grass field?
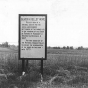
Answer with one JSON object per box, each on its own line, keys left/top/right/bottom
{"left": 0, "top": 47, "right": 88, "bottom": 88}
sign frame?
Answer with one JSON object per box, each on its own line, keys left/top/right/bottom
{"left": 19, "top": 14, "right": 47, "bottom": 60}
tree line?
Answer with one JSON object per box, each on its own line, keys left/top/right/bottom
{"left": 48, "top": 46, "right": 88, "bottom": 50}
{"left": 0, "top": 42, "right": 9, "bottom": 47}
{"left": 0, "top": 42, "right": 18, "bottom": 49}
{"left": 0, "top": 42, "right": 88, "bottom": 50}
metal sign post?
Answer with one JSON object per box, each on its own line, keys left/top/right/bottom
{"left": 22, "top": 59, "right": 25, "bottom": 72}
{"left": 41, "top": 60, "right": 43, "bottom": 76}
{"left": 26, "top": 60, "right": 28, "bottom": 72}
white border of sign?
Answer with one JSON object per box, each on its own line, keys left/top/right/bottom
{"left": 19, "top": 14, "right": 47, "bottom": 60}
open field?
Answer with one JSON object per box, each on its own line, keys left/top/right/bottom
{"left": 0, "top": 47, "right": 88, "bottom": 88}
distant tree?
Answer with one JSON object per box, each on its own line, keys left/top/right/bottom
{"left": 53, "top": 47, "right": 57, "bottom": 49}
{"left": 70, "top": 46, "right": 73, "bottom": 49}
{"left": 63, "top": 46, "right": 66, "bottom": 49}
{"left": 1, "top": 42, "right": 9, "bottom": 47}
{"left": 77, "top": 46, "right": 83, "bottom": 50}
{"left": 80, "top": 46, "right": 83, "bottom": 49}
{"left": 53, "top": 46, "right": 60, "bottom": 49}
{"left": 57, "top": 46, "right": 61, "bottom": 49}
{"left": 66, "top": 46, "right": 69, "bottom": 49}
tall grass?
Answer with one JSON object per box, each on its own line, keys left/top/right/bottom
{"left": 0, "top": 49, "right": 88, "bottom": 87}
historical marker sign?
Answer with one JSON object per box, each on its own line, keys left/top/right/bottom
{"left": 19, "top": 14, "right": 47, "bottom": 60}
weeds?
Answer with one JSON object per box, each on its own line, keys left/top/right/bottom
{"left": 0, "top": 49, "right": 88, "bottom": 88}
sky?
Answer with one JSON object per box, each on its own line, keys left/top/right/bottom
{"left": 0, "top": 0, "right": 88, "bottom": 47}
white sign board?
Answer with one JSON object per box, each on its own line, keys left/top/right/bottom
{"left": 19, "top": 14, "right": 47, "bottom": 59}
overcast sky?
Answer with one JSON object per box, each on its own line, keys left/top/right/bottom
{"left": 0, "top": 0, "right": 88, "bottom": 47}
